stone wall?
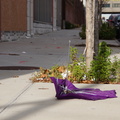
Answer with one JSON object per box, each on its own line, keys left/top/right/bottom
{"left": 33, "top": 23, "right": 53, "bottom": 35}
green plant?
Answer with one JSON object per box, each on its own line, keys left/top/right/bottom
{"left": 110, "top": 56, "right": 120, "bottom": 83}
{"left": 79, "top": 23, "right": 116, "bottom": 40}
{"left": 68, "top": 63, "right": 85, "bottom": 83}
{"left": 99, "top": 23, "right": 116, "bottom": 40}
{"left": 98, "top": 41, "right": 112, "bottom": 58}
{"left": 90, "top": 42, "right": 112, "bottom": 83}
{"left": 30, "top": 45, "right": 119, "bottom": 84}
{"left": 69, "top": 47, "right": 79, "bottom": 63}
{"left": 68, "top": 47, "right": 87, "bottom": 82}
{"left": 79, "top": 24, "right": 86, "bottom": 39}
{"left": 50, "top": 65, "right": 63, "bottom": 78}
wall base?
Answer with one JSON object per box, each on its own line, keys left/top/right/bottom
{"left": 33, "top": 23, "right": 53, "bottom": 35}
{"left": 0, "top": 31, "right": 27, "bottom": 42}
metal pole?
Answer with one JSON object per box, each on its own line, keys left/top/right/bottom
{"left": 66, "top": 40, "right": 71, "bottom": 79}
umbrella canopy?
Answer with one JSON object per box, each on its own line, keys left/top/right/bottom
{"left": 50, "top": 77, "right": 117, "bottom": 100}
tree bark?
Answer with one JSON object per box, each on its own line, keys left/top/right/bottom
{"left": 98, "top": 0, "right": 102, "bottom": 27}
{"left": 86, "top": 0, "right": 100, "bottom": 70}
{"left": 86, "top": 0, "right": 94, "bottom": 70}
{"left": 94, "top": 0, "right": 99, "bottom": 56}
{"left": 98, "top": 0, "right": 109, "bottom": 27}
{"left": 85, "top": 0, "right": 109, "bottom": 70}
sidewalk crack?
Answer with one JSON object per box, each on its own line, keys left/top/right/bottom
{"left": 0, "top": 83, "right": 33, "bottom": 114}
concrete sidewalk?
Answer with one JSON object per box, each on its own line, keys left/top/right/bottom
{"left": 0, "top": 29, "right": 120, "bottom": 120}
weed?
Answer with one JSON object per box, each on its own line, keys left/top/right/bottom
{"left": 30, "top": 44, "right": 120, "bottom": 84}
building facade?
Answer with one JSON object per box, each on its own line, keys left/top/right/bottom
{"left": 65, "top": 0, "right": 85, "bottom": 26}
{"left": 0, "top": 0, "right": 27, "bottom": 41}
{"left": 0, "top": 0, "right": 85, "bottom": 41}
{"left": 102, "top": 0, "right": 120, "bottom": 13}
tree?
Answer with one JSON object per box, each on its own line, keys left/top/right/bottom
{"left": 85, "top": 0, "right": 109, "bottom": 70}
{"left": 86, "top": 0, "right": 99, "bottom": 70}
{"left": 98, "top": 0, "right": 110, "bottom": 27}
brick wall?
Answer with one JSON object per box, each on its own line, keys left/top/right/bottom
{"left": 74, "top": 0, "right": 85, "bottom": 25}
{"left": 65, "top": 1, "right": 74, "bottom": 24}
{"left": 65, "top": 0, "right": 85, "bottom": 25}
{"left": 1, "top": 0, "right": 27, "bottom": 31}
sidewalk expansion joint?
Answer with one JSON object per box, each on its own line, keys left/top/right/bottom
{"left": 0, "top": 82, "right": 33, "bottom": 114}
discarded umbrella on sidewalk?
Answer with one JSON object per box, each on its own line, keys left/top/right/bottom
{"left": 50, "top": 77, "right": 117, "bottom": 100}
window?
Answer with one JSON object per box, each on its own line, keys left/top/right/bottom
{"left": 112, "top": 3, "right": 120, "bottom": 8}
{"left": 34, "top": 0, "right": 52, "bottom": 24}
{"left": 102, "top": 4, "right": 110, "bottom": 7}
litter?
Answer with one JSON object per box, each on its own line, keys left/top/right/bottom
{"left": 19, "top": 61, "right": 28, "bottom": 63}
{"left": 22, "top": 51, "right": 26, "bottom": 54}
{"left": 50, "top": 77, "right": 117, "bottom": 100}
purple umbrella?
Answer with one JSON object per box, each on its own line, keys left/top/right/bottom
{"left": 50, "top": 77, "right": 117, "bottom": 100}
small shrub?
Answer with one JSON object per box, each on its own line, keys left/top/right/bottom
{"left": 99, "top": 23, "right": 116, "bottom": 40}
{"left": 68, "top": 47, "right": 87, "bottom": 82}
{"left": 69, "top": 47, "right": 79, "bottom": 63}
{"left": 110, "top": 56, "right": 120, "bottom": 83}
{"left": 79, "top": 24, "right": 86, "bottom": 39}
{"left": 90, "top": 42, "right": 112, "bottom": 83}
{"left": 30, "top": 45, "right": 120, "bottom": 84}
{"left": 79, "top": 23, "right": 116, "bottom": 40}
{"left": 68, "top": 63, "right": 86, "bottom": 83}
{"left": 98, "top": 41, "right": 112, "bottom": 58}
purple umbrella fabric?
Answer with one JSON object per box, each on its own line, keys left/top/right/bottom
{"left": 50, "top": 77, "right": 117, "bottom": 100}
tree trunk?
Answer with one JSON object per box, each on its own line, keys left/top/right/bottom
{"left": 86, "top": 0, "right": 94, "bottom": 70}
{"left": 98, "top": 0, "right": 102, "bottom": 27}
{"left": 86, "top": 0, "right": 99, "bottom": 70}
{"left": 94, "top": 0, "right": 99, "bottom": 56}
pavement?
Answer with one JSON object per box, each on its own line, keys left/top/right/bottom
{"left": 0, "top": 28, "right": 120, "bottom": 120}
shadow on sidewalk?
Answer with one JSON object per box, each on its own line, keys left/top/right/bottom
{"left": 0, "top": 98, "right": 60, "bottom": 120}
